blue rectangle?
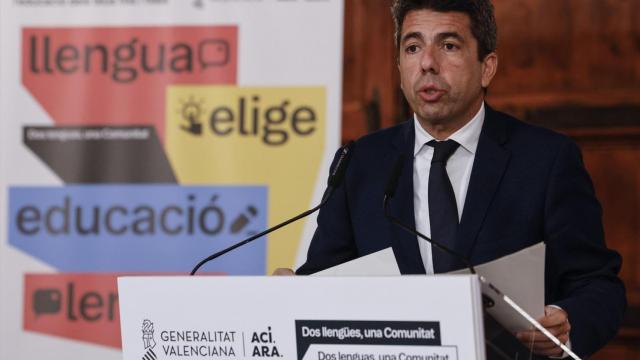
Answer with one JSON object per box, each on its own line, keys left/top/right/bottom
{"left": 8, "top": 185, "right": 267, "bottom": 274}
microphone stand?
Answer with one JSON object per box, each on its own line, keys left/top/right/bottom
{"left": 190, "top": 141, "right": 355, "bottom": 275}
{"left": 382, "top": 155, "right": 476, "bottom": 274}
{"left": 190, "top": 190, "right": 331, "bottom": 275}
{"left": 383, "top": 194, "right": 476, "bottom": 274}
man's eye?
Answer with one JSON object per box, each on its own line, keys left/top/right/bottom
{"left": 405, "top": 44, "right": 419, "bottom": 53}
{"left": 443, "top": 43, "right": 458, "bottom": 51}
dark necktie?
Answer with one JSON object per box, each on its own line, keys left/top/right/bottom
{"left": 427, "top": 139, "right": 460, "bottom": 273}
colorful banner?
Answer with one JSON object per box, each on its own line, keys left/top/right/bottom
{"left": 0, "top": 1, "right": 343, "bottom": 359}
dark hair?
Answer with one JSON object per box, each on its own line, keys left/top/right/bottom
{"left": 391, "top": 0, "right": 497, "bottom": 61}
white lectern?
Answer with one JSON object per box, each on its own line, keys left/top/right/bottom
{"left": 118, "top": 275, "right": 486, "bottom": 360}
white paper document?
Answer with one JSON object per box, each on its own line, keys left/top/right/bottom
{"left": 451, "top": 242, "right": 546, "bottom": 333}
{"left": 312, "top": 247, "right": 401, "bottom": 276}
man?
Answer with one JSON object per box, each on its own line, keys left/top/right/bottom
{"left": 280, "top": 0, "right": 626, "bottom": 358}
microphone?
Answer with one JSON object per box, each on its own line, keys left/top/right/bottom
{"left": 382, "top": 155, "right": 477, "bottom": 274}
{"left": 190, "top": 141, "right": 355, "bottom": 275}
{"left": 324, "top": 141, "right": 354, "bottom": 200}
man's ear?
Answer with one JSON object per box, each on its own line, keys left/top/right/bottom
{"left": 481, "top": 52, "right": 498, "bottom": 88}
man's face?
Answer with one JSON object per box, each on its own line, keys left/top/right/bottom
{"left": 398, "top": 9, "right": 497, "bottom": 129}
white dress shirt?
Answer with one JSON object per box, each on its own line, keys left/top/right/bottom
{"left": 413, "top": 103, "right": 485, "bottom": 274}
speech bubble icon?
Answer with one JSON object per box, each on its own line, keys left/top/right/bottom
{"left": 198, "top": 39, "right": 230, "bottom": 69}
{"left": 33, "top": 288, "right": 62, "bottom": 317}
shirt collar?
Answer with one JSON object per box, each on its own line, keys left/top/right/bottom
{"left": 413, "top": 102, "right": 485, "bottom": 157}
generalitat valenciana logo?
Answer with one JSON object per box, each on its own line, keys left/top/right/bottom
{"left": 142, "top": 319, "right": 157, "bottom": 360}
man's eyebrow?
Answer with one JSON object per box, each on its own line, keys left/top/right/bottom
{"left": 401, "top": 31, "right": 424, "bottom": 45}
{"left": 435, "top": 31, "right": 465, "bottom": 43}
{"left": 401, "top": 31, "right": 466, "bottom": 45}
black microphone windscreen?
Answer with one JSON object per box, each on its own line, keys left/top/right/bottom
{"left": 328, "top": 141, "right": 355, "bottom": 188}
{"left": 384, "top": 155, "right": 405, "bottom": 198}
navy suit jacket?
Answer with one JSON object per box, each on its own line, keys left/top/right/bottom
{"left": 297, "top": 105, "right": 626, "bottom": 358}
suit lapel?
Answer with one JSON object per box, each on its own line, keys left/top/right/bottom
{"left": 456, "top": 106, "right": 511, "bottom": 261}
{"left": 389, "top": 121, "right": 426, "bottom": 274}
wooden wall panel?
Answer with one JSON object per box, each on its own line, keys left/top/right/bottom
{"left": 489, "top": 0, "right": 640, "bottom": 114}
{"left": 342, "top": 0, "right": 640, "bottom": 136}
{"left": 492, "top": 0, "right": 640, "bottom": 94}
{"left": 572, "top": 131, "right": 640, "bottom": 301}
{"left": 342, "top": 0, "right": 403, "bottom": 141}
{"left": 570, "top": 128, "right": 640, "bottom": 358}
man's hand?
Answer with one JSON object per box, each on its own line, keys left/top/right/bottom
{"left": 272, "top": 268, "right": 295, "bottom": 276}
{"left": 516, "top": 306, "right": 570, "bottom": 357}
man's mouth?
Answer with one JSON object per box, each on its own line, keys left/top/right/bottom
{"left": 418, "top": 85, "right": 445, "bottom": 102}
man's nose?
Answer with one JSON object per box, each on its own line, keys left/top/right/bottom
{"left": 420, "top": 45, "right": 440, "bottom": 74}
